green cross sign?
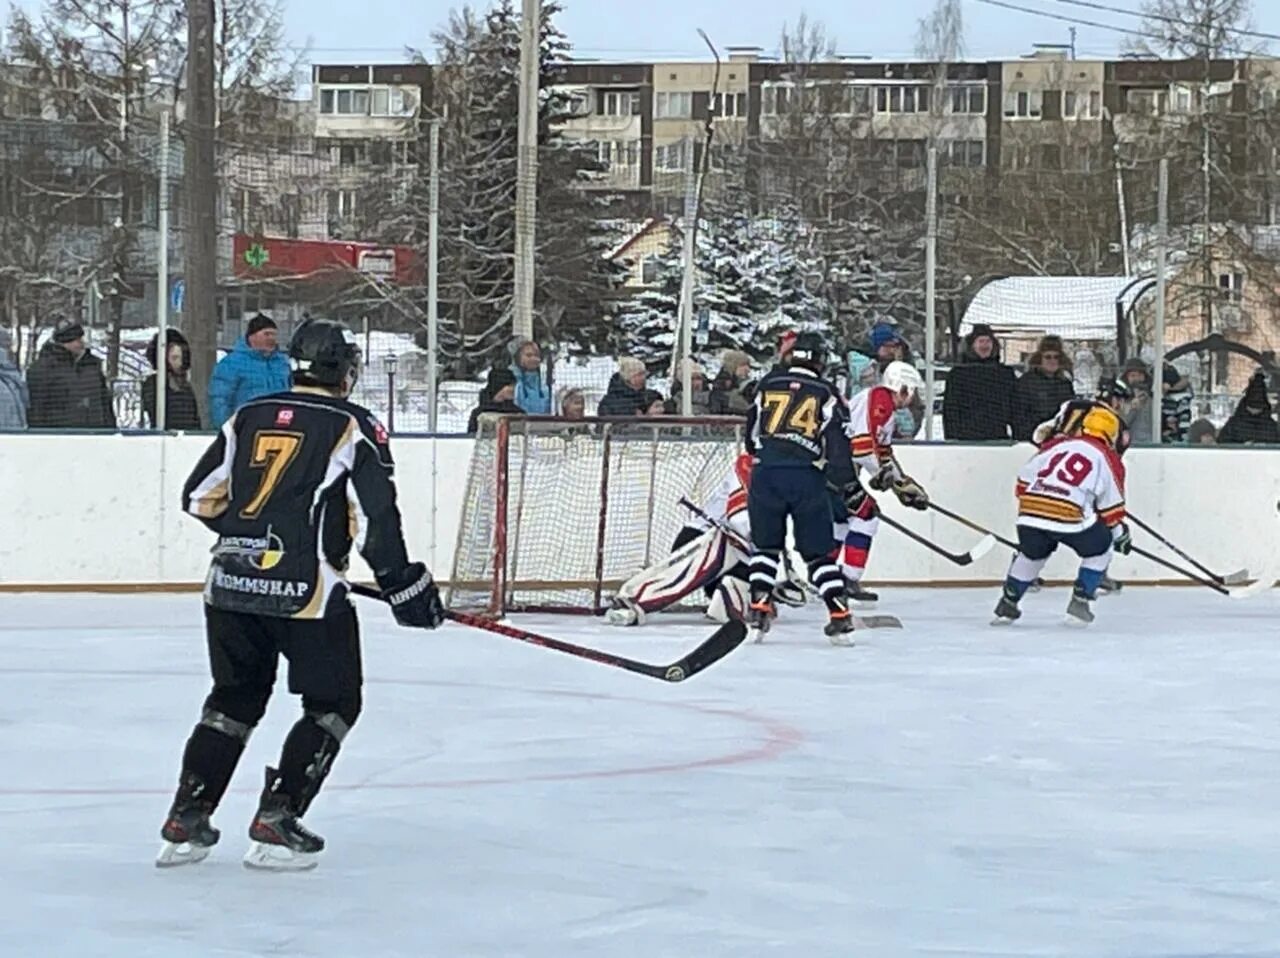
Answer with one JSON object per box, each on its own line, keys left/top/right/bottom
{"left": 243, "top": 243, "right": 270, "bottom": 269}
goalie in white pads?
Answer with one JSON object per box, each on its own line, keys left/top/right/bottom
{"left": 606, "top": 454, "right": 804, "bottom": 626}
{"left": 835, "top": 360, "right": 930, "bottom": 601}
{"left": 994, "top": 403, "right": 1132, "bottom": 625}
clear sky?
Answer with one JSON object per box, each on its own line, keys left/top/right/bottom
{"left": 286, "top": 0, "right": 1280, "bottom": 64}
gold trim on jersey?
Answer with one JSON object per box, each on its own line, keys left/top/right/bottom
{"left": 1099, "top": 503, "right": 1127, "bottom": 526}
{"left": 191, "top": 479, "right": 230, "bottom": 518}
{"left": 1017, "top": 493, "right": 1085, "bottom": 523}
{"left": 851, "top": 434, "right": 876, "bottom": 457}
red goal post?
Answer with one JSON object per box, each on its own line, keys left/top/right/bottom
{"left": 448, "top": 415, "right": 748, "bottom": 616}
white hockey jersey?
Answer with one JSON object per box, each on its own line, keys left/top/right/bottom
{"left": 846, "top": 385, "right": 897, "bottom": 474}
{"left": 1015, "top": 435, "right": 1126, "bottom": 534}
{"left": 695, "top": 455, "right": 752, "bottom": 540}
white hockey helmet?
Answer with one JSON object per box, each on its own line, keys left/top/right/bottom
{"left": 882, "top": 360, "right": 924, "bottom": 397}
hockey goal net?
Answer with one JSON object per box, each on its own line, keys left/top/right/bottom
{"left": 448, "top": 415, "right": 747, "bottom": 615}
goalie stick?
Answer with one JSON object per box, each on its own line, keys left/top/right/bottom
{"left": 348, "top": 584, "right": 747, "bottom": 683}
{"left": 676, "top": 497, "right": 904, "bottom": 631}
{"left": 1127, "top": 513, "right": 1249, "bottom": 586}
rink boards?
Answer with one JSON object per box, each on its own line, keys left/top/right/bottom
{"left": 0, "top": 432, "right": 1276, "bottom": 589}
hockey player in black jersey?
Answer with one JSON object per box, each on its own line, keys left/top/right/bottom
{"left": 744, "top": 332, "right": 858, "bottom": 643}
{"left": 157, "top": 319, "right": 445, "bottom": 871}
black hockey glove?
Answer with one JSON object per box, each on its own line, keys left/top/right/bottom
{"left": 867, "top": 462, "right": 900, "bottom": 492}
{"left": 892, "top": 476, "right": 929, "bottom": 511}
{"left": 380, "top": 562, "right": 446, "bottom": 630}
{"left": 1111, "top": 522, "right": 1133, "bottom": 555}
{"left": 842, "top": 481, "right": 878, "bottom": 518}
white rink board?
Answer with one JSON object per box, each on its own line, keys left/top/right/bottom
{"left": 1, "top": 433, "right": 1277, "bottom": 587}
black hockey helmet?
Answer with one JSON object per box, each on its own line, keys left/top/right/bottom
{"left": 787, "top": 331, "right": 827, "bottom": 373}
{"left": 289, "top": 318, "right": 361, "bottom": 389}
{"left": 1096, "top": 376, "right": 1132, "bottom": 410}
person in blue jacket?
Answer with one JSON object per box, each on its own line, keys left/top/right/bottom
{"left": 209, "top": 314, "right": 292, "bottom": 426}
{"left": 509, "top": 338, "right": 551, "bottom": 414}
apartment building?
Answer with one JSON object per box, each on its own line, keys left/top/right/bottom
{"left": 551, "top": 50, "right": 1280, "bottom": 214}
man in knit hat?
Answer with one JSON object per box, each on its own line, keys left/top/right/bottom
{"left": 209, "top": 313, "right": 292, "bottom": 426}
{"left": 26, "top": 319, "right": 116, "bottom": 429}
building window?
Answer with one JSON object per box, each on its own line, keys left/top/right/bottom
{"left": 336, "top": 142, "right": 365, "bottom": 167}
{"left": 320, "top": 89, "right": 334, "bottom": 114}
{"left": 598, "top": 140, "right": 640, "bottom": 168}
{"left": 942, "top": 139, "right": 985, "bottom": 167}
{"left": 327, "top": 189, "right": 357, "bottom": 222}
{"left": 600, "top": 90, "right": 641, "bottom": 117}
{"left": 1003, "top": 88, "right": 1043, "bottom": 119}
{"left": 1125, "top": 88, "right": 1163, "bottom": 116}
{"left": 655, "top": 142, "right": 689, "bottom": 171}
{"left": 712, "top": 91, "right": 748, "bottom": 117}
{"left": 1218, "top": 271, "right": 1244, "bottom": 302}
{"left": 875, "top": 85, "right": 929, "bottom": 114}
{"left": 762, "top": 83, "right": 792, "bottom": 116}
{"left": 949, "top": 84, "right": 985, "bottom": 114}
{"left": 640, "top": 254, "right": 662, "bottom": 285}
{"left": 655, "top": 92, "right": 693, "bottom": 119}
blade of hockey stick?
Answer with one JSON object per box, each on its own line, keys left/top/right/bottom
{"left": 927, "top": 501, "right": 1018, "bottom": 550}
{"left": 1127, "top": 546, "right": 1274, "bottom": 599}
{"left": 878, "top": 512, "right": 995, "bottom": 567}
{"left": 348, "top": 584, "right": 747, "bottom": 683}
{"left": 853, "top": 614, "right": 904, "bottom": 629}
{"left": 1128, "top": 513, "right": 1247, "bottom": 586}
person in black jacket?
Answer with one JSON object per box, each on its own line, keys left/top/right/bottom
{"left": 597, "top": 357, "right": 649, "bottom": 416}
{"left": 26, "top": 321, "right": 117, "bottom": 429}
{"left": 942, "top": 323, "right": 1016, "bottom": 440}
{"left": 708, "top": 349, "right": 753, "bottom": 415}
{"left": 142, "top": 329, "right": 202, "bottom": 430}
{"left": 1012, "top": 335, "right": 1075, "bottom": 441}
{"left": 1218, "top": 371, "right": 1280, "bottom": 445}
{"left": 467, "top": 367, "right": 524, "bottom": 434}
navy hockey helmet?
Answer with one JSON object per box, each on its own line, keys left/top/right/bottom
{"left": 289, "top": 318, "right": 361, "bottom": 390}
{"left": 787, "top": 331, "right": 828, "bottom": 372}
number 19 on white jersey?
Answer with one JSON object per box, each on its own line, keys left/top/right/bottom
{"left": 1015, "top": 437, "right": 1126, "bottom": 534}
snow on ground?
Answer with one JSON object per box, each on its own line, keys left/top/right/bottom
{"left": 2, "top": 587, "right": 1280, "bottom": 957}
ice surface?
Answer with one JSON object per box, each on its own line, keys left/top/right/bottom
{"left": 2, "top": 587, "right": 1280, "bottom": 957}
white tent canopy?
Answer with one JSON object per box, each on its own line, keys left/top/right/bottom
{"left": 960, "top": 276, "right": 1155, "bottom": 342}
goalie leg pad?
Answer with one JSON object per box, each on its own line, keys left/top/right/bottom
{"left": 707, "top": 577, "right": 749, "bottom": 623}
{"left": 612, "top": 528, "right": 745, "bottom": 618}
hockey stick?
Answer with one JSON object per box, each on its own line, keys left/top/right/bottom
{"left": 1129, "top": 547, "right": 1274, "bottom": 600}
{"left": 927, "top": 501, "right": 1018, "bottom": 550}
{"left": 348, "top": 584, "right": 747, "bottom": 683}
{"left": 877, "top": 512, "right": 996, "bottom": 567}
{"left": 1128, "top": 513, "right": 1249, "bottom": 586}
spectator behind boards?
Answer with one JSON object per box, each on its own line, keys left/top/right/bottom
{"left": 1218, "top": 371, "right": 1280, "bottom": 445}
{"left": 1012, "top": 335, "right": 1076, "bottom": 441}
{"left": 208, "top": 313, "right": 291, "bottom": 427}
{"left": 141, "top": 329, "right": 201, "bottom": 431}
{"left": 509, "top": 338, "right": 551, "bottom": 414}
{"left": 942, "top": 323, "right": 1016, "bottom": 441}
{"left": 467, "top": 367, "right": 524, "bottom": 435}
{"left": 26, "top": 320, "right": 116, "bottom": 429}
{"left": 597, "top": 357, "right": 649, "bottom": 416}
{"left": 0, "top": 326, "right": 28, "bottom": 429}
{"left": 709, "top": 349, "right": 753, "bottom": 415}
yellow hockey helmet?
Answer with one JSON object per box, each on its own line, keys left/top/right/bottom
{"left": 1080, "top": 404, "right": 1122, "bottom": 448}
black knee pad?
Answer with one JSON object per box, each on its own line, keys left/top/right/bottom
{"left": 204, "top": 686, "right": 272, "bottom": 730}
{"left": 302, "top": 694, "right": 362, "bottom": 734}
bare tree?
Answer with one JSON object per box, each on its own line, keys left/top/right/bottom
{"left": 1126, "top": 0, "right": 1261, "bottom": 58}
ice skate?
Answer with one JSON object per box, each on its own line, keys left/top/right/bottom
{"left": 1065, "top": 589, "right": 1095, "bottom": 626}
{"left": 991, "top": 594, "right": 1022, "bottom": 626}
{"left": 773, "top": 579, "right": 807, "bottom": 608}
{"left": 156, "top": 773, "right": 220, "bottom": 868}
{"left": 747, "top": 595, "right": 777, "bottom": 644}
{"left": 1097, "top": 575, "right": 1122, "bottom": 595}
{"left": 845, "top": 582, "right": 879, "bottom": 604}
{"left": 824, "top": 608, "right": 856, "bottom": 646}
{"left": 243, "top": 768, "right": 324, "bottom": 872}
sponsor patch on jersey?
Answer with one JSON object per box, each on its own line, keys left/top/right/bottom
{"left": 275, "top": 408, "right": 295, "bottom": 426}
{"left": 371, "top": 418, "right": 389, "bottom": 444}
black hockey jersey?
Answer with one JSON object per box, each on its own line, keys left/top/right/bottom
{"left": 745, "top": 366, "right": 854, "bottom": 484}
{"left": 183, "top": 389, "right": 411, "bottom": 619}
